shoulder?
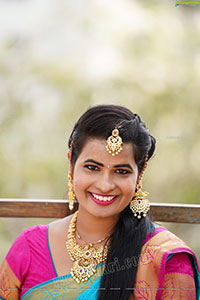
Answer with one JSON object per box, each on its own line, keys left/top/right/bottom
{"left": 6, "top": 224, "right": 48, "bottom": 259}
{"left": 48, "top": 214, "right": 73, "bottom": 237}
{"left": 145, "top": 223, "right": 188, "bottom": 249}
{"left": 141, "top": 224, "right": 195, "bottom": 266}
{"left": 23, "top": 224, "right": 48, "bottom": 240}
{"left": 3, "top": 226, "right": 48, "bottom": 281}
{"left": 18, "top": 215, "right": 73, "bottom": 246}
{"left": 137, "top": 225, "right": 200, "bottom": 297}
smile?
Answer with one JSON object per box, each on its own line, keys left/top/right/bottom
{"left": 91, "top": 193, "right": 115, "bottom": 201}
{"left": 89, "top": 192, "right": 118, "bottom": 206}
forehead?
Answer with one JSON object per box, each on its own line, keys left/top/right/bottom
{"left": 77, "top": 138, "right": 137, "bottom": 165}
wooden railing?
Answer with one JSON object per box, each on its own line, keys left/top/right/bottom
{"left": 0, "top": 199, "right": 200, "bottom": 223}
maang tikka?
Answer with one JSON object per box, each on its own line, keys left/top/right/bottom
{"left": 130, "top": 154, "right": 150, "bottom": 219}
{"left": 68, "top": 143, "right": 75, "bottom": 211}
{"left": 106, "top": 128, "right": 123, "bottom": 156}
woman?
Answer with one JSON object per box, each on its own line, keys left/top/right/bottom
{"left": 0, "top": 104, "right": 199, "bottom": 300}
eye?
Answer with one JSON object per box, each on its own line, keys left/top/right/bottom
{"left": 115, "top": 169, "right": 130, "bottom": 175}
{"left": 84, "top": 164, "right": 99, "bottom": 171}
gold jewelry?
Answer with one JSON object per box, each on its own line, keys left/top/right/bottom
{"left": 76, "top": 229, "right": 110, "bottom": 246}
{"left": 130, "top": 154, "right": 150, "bottom": 219}
{"left": 66, "top": 211, "right": 110, "bottom": 283}
{"left": 68, "top": 143, "right": 75, "bottom": 211}
{"left": 68, "top": 173, "right": 75, "bottom": 210}
{"left": 130, "top": 182, "right": 150, "bottom": 219}
{"left": 106, "top": 128, "right": 123, "bottom": 156}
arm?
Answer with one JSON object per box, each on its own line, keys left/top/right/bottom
{"left": 0, "top": 232, "right": 30, "bottom": 300}
{"left": 160, "top": 252, "right": 196, "bottom": 300}
{"left": 0, "top": 259, "right": 22, "bottom": 300}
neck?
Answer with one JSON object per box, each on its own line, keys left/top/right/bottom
{"left": 76, "top": 206, "right": 119, "bottom": 244}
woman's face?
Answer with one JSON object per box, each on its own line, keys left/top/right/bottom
{"left": 72, "top": 138, "right": 139, "bottom": 219}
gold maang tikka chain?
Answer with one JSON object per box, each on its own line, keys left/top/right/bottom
{"left": 66, "top": 211, "right": 111, "bottom": 283}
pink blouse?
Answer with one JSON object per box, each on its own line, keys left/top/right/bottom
{"left": 0, "top": 224, "right": 197, "bottom": 299}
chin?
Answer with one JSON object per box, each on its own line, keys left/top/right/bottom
{"left": 88, "top": 205, "right": 119, "bottom": 219}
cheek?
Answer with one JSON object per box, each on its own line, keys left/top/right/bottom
{"left": 125, "top": 185, "right": 136, "bottom": 205}
{"left": 73, "top": 177, "right": 84, "bottom": 193}
{"left": 123, "top": 179, "right": 137, "bottom": 196}
{"left": 73, "top": 167, "right": 83, "bottom": 188}
{"left": 73, "top": 173, "right": 91, "bottom": 194}
{"left": 125, "top": 187, "right": 134, "bottom": 198}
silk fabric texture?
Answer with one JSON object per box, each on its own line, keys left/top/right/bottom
{"left": 0, "top": 223, "right": 199, "bottom": 300}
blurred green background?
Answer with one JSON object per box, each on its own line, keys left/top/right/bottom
{"left": 0, "top": 0, "right": 200, "bottom": 264}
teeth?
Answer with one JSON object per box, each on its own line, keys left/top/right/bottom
{"left": 91, "top": 193, "right": 115, "bottom": 202}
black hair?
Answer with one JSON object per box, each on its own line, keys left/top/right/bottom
{"left": 68, "top": 104, "right": 156, "bottom": 299}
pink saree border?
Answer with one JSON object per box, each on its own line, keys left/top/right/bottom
{"left": 143, "top": 225, "right": 167, "bottom": 245}
{"left": 156, "top": 247, "right": 200, "bottom": 299}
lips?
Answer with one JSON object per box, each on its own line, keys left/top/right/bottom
{"left": 89, "top": 192, "right": 118, "bottom": 206}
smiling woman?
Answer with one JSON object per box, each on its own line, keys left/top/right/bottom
{"left": 0, "top": 105, "right": 199, "bottom": 300}
{"left": 73, "top": 140, "right": 138, "bottom": 218}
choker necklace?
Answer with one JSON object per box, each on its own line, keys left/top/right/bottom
{"left": 66, "top": 211, "right": 111, "bottom": 283}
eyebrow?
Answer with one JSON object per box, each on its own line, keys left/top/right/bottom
{"left": 114, "top": 164, "right": 133, "bottom": 171}
{"left": 84, "top": 159, "right": 104, "bottom": 167}
{"left": 84, "top": 159, "right": 133, "bottom": 171}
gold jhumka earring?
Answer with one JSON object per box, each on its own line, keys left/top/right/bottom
{"left": 106, "top": 128, "right": 123, "bottom": 156}
{"left": 68, "top": 143, "right": 75, "bottom": 211}
{"left": 68, "top": 173, "right": 75, "bottom": 211}
{"left": 130, "top": 154, "right": 150, "bottom": 219}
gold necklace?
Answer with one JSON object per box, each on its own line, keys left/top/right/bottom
{"left": 76, "top": 229, "right": 109, "bottom": 246}
{"left": 66, "top": 210, "right": 111, "bottom": 283}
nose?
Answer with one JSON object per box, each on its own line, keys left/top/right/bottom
{"left": 95, "top": 171, "right": 115, "bottom": 193}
